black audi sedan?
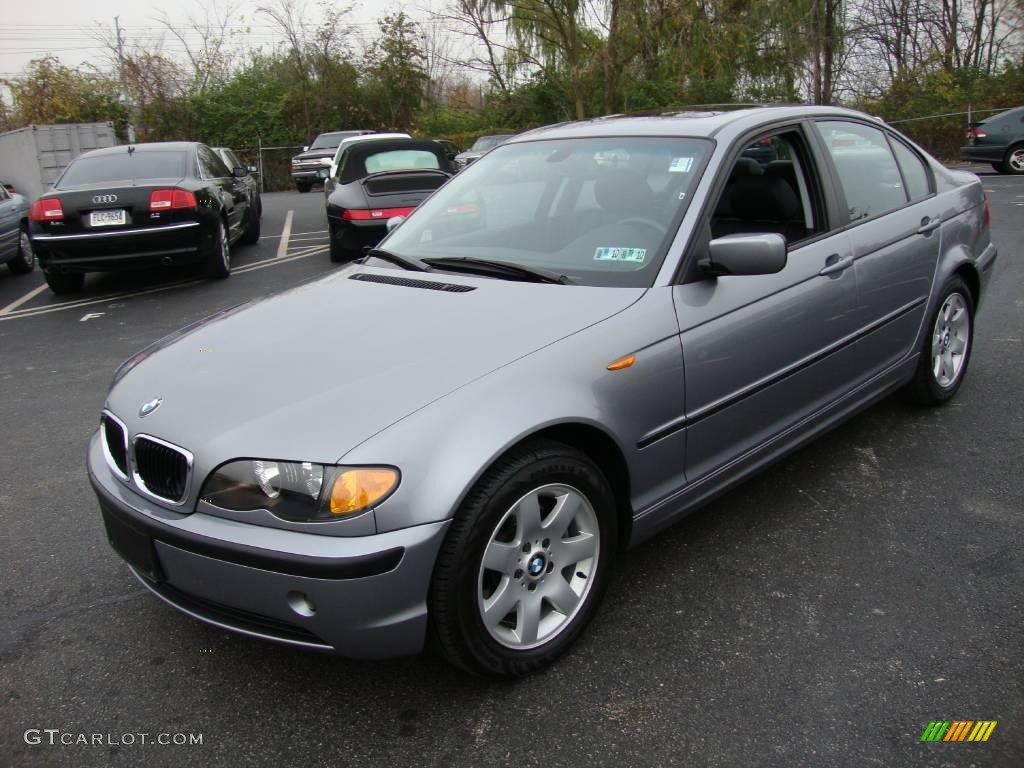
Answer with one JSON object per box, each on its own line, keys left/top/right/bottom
{"left": 30, "top": 142, "right": 261, "bottom": 294}
{"left": 325, "top": 138, "right": 453, "bottom": 262}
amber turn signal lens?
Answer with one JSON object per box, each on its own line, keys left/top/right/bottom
{"left": 329, "top": 468, "right": 399, "bottom": 516}
{"left": 606, "top": 354, "right": 636, "bottom": 371}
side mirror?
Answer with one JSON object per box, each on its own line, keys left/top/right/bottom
{"left": 303, "top": 145, "right": 309, "bottom": 152}
{"left": 232, "top": 166, "right": 249, "bottom": 178}
{"left": 247, "top": 165, "right": 258, "bottom": 174}
{"left": 386, "top": 216, "right": 405, "bottom": 232}
{"left": 701, "top": 233, "right": 787, "bottom": 277}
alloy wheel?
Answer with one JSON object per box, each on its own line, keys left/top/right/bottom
{"left": 931, "top": 292, "right": 970, "bottom": 388}
{"left": 477, "top": 483, "right": 600, "bottom": 650}
{"left": 1009, "top": 148, "right": 1024, "bottom": 173}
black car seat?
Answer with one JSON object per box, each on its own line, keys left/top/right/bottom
{"left": 714, "top": 174, "right": 806, "bottom": 243}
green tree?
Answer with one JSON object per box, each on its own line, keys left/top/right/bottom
{"left": 4, "top": 57, "right": 127, "bottom": 130}
{"left": 364, "top": 13, "right": 429, "bottom": 130}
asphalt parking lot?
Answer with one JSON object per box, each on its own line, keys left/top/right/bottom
{"left": 1, "top": 170, "right": 1022, "bottom": 767}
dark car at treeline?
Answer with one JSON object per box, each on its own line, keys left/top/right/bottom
{"left": 29, "top": 142, "right": 262, "bottom": 294}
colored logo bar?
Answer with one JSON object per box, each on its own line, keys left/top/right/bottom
{"left": 920, "top": 721, "right": 997, "bottom": 742}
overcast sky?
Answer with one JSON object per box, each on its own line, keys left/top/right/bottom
{"left": 0, "top": 0, "right": 437, "bottom": 80}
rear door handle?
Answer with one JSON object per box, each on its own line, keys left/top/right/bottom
{"left": 917, "top": 216, "right": 941, "bottom": 235}
{"left": 819, "top": 254, "right": 854, "bottom": 276}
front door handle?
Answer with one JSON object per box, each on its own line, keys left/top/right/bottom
{"left": 917, "top": 216, "right": 941, "bottom": 235}
{"left": 819, "top": 254, "right": 854, "bottom": 276}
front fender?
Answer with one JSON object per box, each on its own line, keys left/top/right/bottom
{"left": 341, "top": 288, "right": 690, "bottom": 534}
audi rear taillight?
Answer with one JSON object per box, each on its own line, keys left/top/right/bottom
{"left": 29, "top": 198, "right": 64, "bottom": 221}
{"left": 966, "top": 127, "right": 986, "bottom": 139}
{"left": 149, "top": 188, "right": 197, "bottom": 211}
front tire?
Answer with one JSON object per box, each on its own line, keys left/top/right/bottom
{"left": 429, "top": 440, "right": 617, "bottom": 678}
{"left": 44, "top": 271, "right": 85, "bottom": 294}
{"left": 900, "top": 276, "right": 974, "bottom": 406}
{"left": 239, "top": 202, "right": 261, "bottom": 245}
{"left": 7, "top": 228, "right": 35, "bottom": 275}
{"left": 205, "top": 220, "right": 231, "bottom": 279}
{"left": 295, "top": 181, "right": 312, "bottom": 193}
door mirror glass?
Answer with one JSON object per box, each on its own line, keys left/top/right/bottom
{"left": 232, "top": 167, "right": 249, "bottom": 178}
{"left": 703, "top": 233, "right": 787, "bottom": 276}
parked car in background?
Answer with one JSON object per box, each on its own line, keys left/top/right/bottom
{"left": 432, "top": 139, "right": 460, "bottom": 164}
{"left": 960, "top": 106, "right": 1024, "bottom": 174}
{"left": 30, "top": 142, "right": 260, "bottom": 294}
{"left": 0, "top": 182, "right": 34, "bottom": 275}
{"left": 89, "top": 107, "right": 995, "bottom": 678}
{"left": 453, "top": 134, "right": 515, "bottom": 169}
{"left": 324, "top": 138, "right": 453, "bottom": 262}
{"left": 324, "top": 133, "right": 411, "bottom": 191}
{"left": 213, "top": 146, "right": 262, "bottom": 240}
{"left": 291, "top": 130, "right": 374, "bottom": 192}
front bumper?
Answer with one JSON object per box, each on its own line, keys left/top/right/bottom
{"left": 291, "top": 168, "right": 329, "bottom": 181}
{"left": 32, "top": 221, "right": 209, "bottom": 274}
{"left": 87, "top": 432, "right": 449, "bottom": 658}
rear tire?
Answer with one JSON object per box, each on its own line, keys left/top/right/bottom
{"left": 428, "top": 439, "right": 617, "bottom": 678}
{"left": 991, "top": 162, "right": 1008, "bottom": 174}
{"left": 296, "top": 182, "right": 312, "bottom": 193}
{"left": 205, "top": 220, "right": 231, "bottom": 279}
{"left": 1003, "top": 144, "right": 1024, "bottom": 175}
{"left": 900, "top": 276, "right": 974, "bottom": 406}
{"left": 329, "top": 222, "right": 356, "bottom": 263}
{"left": 44, "top": 271, "right": 84, "bottom": 294}
{"left": 239, "top": 202, "right": 261, "bottom": 245}
{"left": 7, "top": 228, "right": 35, "bottom": 275}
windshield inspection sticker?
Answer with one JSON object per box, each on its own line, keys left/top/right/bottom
{"left": 595, "top": 247, "right": 647, "bottom": 263}
{"left": 669, "top": 156, "right": 694, "bottom": 173}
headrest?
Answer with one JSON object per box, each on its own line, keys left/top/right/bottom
{"left": 594, "top": 172, "right": 655, "bottom": 217}
{"left": 730, "top": 157, "right": 764, "bottom": 181}
{"left": 730, "top": 175, "right": 801, "bottom": 222}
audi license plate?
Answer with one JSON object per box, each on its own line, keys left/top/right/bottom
{"left": 90, "top": 209, "right": 126, "bottom": 227}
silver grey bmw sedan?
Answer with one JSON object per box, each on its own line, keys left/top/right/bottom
{"left": 89, "top": 107, "right": 997, "bottom": 678}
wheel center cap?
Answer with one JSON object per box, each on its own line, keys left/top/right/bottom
{"left": 943, "top": 331, "right": 950, "bottom": 348}
{"left": 526, "top": 552, "right": 547, "bottom": 578}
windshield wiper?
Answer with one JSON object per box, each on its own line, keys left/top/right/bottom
{"left": 422, "top": 257, "right": 573, "bottom": 285}
{"left": 362, "top": 248, "right": 433, "bottom": 272}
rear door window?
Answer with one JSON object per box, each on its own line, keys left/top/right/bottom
{"left": 815, "top": 121, "right": 908, "bottom": 222}
{"left": 198, "top": 146, "right": 230, "bottom": 179}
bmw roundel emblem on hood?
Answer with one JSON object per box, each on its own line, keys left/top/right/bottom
{"left": 139, "top": 397, "right": 163, "bottom": 417}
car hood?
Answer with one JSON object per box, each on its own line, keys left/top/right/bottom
{"left": 292, "top": 149, "right": 335, "bottom": 162}
{"left": 106, "top": 267, "right": 644, "bottom": 467}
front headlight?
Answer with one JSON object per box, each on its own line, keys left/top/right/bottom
{"left": 200, "top": 460, "right": 399, "bottom": 522}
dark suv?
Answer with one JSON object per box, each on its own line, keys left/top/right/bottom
{"left": 291, "top": 130, "right": 373, "bottom": 192}
{"left": 959, "top": 106, "right": 1024, "bottom": 174}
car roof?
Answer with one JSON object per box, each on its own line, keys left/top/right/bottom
{"left": 81, "top": 142, "right": 200, "bottom": 157}
{"left": 506, "top": 106, "right": 886, "bottom": 143}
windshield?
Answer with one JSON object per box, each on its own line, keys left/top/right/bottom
{"left": 310, "top": 132, "right": 359, "bottom": 150}
{"left": 470, "top": 136, "right": 511, "bottom": 152}
{"left": 59, "top": 151, "right": 188, "bottom": 187}
{"left": 381, "top": 136, "right": 710, "bottom": 287}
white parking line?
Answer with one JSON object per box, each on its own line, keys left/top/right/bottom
{"left": 259, "top": 229, "right": 327, "bottom": 240}
{"left": 276, "top": 210, "right": 294, "bottom": 259}
{"left": 0, "top": 283, "right": 48, "bottom": 316}
{"left": 0, "top": 246, "right": 331, "bottom": 322}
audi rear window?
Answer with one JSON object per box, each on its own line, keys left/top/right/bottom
{"left": 58, "top": 151, "right": 189, "bottom": 187}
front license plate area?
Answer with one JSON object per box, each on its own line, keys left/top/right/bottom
{"left": 90, "top": 209, "right": 127, "bottom": 227}
{"left": 101, "top": 503, "right": 163, "bottom": 582}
